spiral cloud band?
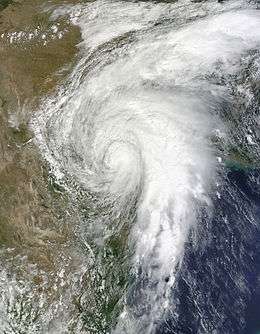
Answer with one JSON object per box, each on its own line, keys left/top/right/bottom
{"left": 33, "top": 1, "right": 260, "bottom": 332}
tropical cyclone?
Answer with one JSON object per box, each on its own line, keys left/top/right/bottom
{"left": 34, "top": 1, "right": 260, "bottom": 333}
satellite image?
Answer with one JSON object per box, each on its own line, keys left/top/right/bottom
{"left": 0, "top": 0, "right": 260, "bottom": 333}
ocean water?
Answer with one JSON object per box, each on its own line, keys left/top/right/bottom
{"left": 32, "top": 0, "right": 260, "bottom": 332}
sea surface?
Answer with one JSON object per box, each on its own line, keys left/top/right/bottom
{"left": 1, "top": 0, "right": 260, "bottom": 333}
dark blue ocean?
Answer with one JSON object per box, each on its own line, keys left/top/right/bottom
{"left": 157, "top": 167, "right": 260, "bottom": 333}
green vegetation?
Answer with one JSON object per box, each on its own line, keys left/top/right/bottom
{"left": 0, "top": 0, "right": 13, "bottom": 11}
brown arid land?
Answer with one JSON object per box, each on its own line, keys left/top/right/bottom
{"left": 0, "top": 0, "right": 89, "bottom": 331}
